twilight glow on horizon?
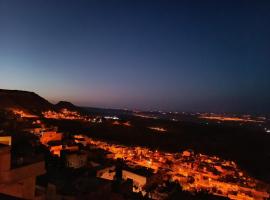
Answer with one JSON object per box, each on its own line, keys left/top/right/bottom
{"left": 0, "top": 0, "right": 270, "bottom": 113}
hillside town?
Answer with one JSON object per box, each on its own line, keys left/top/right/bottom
{"left": 1, "top": 107, "right": 269, "bottom": 200}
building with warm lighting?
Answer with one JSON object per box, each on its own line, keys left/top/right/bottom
{"left": 40, "top": 131, "right": 63, "bottom": 145}
{"left": 74, "top": 135, "right": 88, "bottom": 147}
{"left": 122, "top": 170, "right": 147, "bottom": 193}
{"left": 0, "top": 136, "right": 12, "bottom": 146}
{"left": 0, "top": 137, "right": 46, "bottom": 199}
{"left": 97, "top": 166, "right": 151, "bottom": 194}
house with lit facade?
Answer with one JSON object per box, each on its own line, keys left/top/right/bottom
{"left": 0, "top": 137, "right": 46, "bottom": 199}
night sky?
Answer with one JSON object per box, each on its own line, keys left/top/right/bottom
{"left": 1, "top": 0, "right": 270, "bottom": 113}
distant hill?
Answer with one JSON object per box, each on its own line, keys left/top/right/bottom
{"left": 0, "top": 89, "right": 53, "bottom": 113}
{"left": 0, "top": 89, "right": 129, "bottom": 116}
{"left": 0, "top": 89, "right": 85, "bottom": 115}
{"left": 55, "top": 101, "right": 79, "bottom": 111}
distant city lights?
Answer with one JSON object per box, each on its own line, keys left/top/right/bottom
{"left": 148, "top": 127, "right": 167, "bottom": 132}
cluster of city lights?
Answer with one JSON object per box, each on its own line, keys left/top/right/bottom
{"left": 199, "top": 114, "right": 264, "bottom": 123}
{"left": 148, "top": 127, "right": 167, "bottom": 132}
{"left": 84, "top": 136, "right": 269, "bottom": 200}
{"left": 12, "top": 109, "right": 38, "bottom": 118}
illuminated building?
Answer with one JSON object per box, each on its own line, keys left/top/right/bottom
{"left": 0, "top": 136, "right": 12, "bottom": 146}
{"left": 0, "top": 137, "right": 46, "bottom": 199}
{"left": 97, "top": 166, "right": 150, "bottom": 195}
{"left": 40, "top": 131, "right": 63, "bottom": 145}
{"left": 74, "top": 135, "right": 88, "bottom": 147}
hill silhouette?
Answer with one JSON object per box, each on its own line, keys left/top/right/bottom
{"left": 0, "top": 89, "right": 53, "bottom": 113}
{"left": 0, "top": 89, "right": 80, "bottom": 114}
{"left": 55, "top": 101, "right": 79, "bottom": 111}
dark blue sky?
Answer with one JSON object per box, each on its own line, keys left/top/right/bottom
{"left": 1, "top": 0, "right": 270, "bottom": 113}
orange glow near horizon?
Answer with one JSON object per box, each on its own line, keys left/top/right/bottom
{"left": 199, "top": 114, "right": 264, "bottom": 123}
